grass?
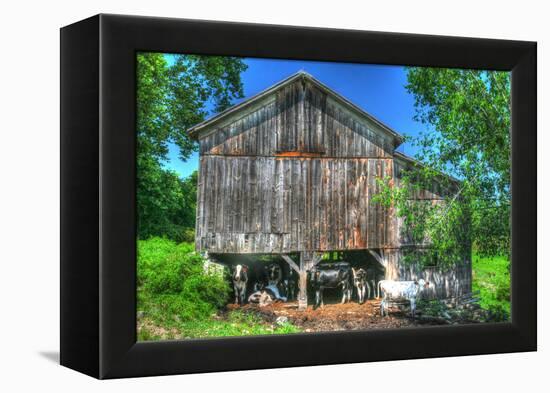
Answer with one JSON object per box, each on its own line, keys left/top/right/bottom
{"left": 138, "top": 309, "right": 301, "bottom": 340}
{"left": 137, "top": 237, "right": 301, "bottom": 341}
{"left": 472, "top": 254, "right": 510, "bottom": 319}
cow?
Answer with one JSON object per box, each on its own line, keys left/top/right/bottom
{"left": 285, "top": 269, "right": 298, "bottom": 300}
{"left": 366, "top": 266, "right": 384, "bottom": 299}
{"left": 232, "top": 264, "right": 249, "bottom": 306}
{"left": 310, "top": 262, "right": 353, "bottom": 310}
{"left": 378, "top": 279, "right": 430, "bottom": 317}
{"left": 248, "top": 284, "right": 287, "bottom": 307}
{"left": 266, "top": 263, "right": 283, "bottom": 287}
{"left": 352, "top": 267, "right": 368, "bottom": 304}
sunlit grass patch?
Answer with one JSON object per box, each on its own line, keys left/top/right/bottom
{"left": 472, "top": 254, "right": 510, "bottom": 319}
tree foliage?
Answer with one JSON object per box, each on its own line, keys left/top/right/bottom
{"left": 397, "top": 68, "right": 511, "bottom": 258}
{"left": 136, "top": 53, "right": 247, "bottom": 241}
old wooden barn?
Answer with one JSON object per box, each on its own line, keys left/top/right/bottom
{"left": 188, "top": 71, "right": 471, "bottom": 309}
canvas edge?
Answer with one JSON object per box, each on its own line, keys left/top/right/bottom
{"left": 58, "top": 13, "right": 537, "bottom": 379}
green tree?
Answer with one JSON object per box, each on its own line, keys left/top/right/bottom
{"left": 136, "top": 53, "right": 247, "bottom": 241}
{"left": 405, "top": 68, "right": 511, "bottom": 257}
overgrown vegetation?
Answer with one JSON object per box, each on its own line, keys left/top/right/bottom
{"left": 137, "top": 238, "right": 300, "bottom": 340}
{"left": 373, "top": 172, "right": 470, "bottom": 269}
{"left": 472, "top": 254, "right": 510, "bottom": 318}
{"left": 137, "top": 238, "right": 230, "bottom": 324}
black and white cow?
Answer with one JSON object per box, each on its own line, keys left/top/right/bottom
{"left": 248, "top": 284, "right": 287, "bottom": 307}
{"left": 285, "top": 269, "right": 298, "bottom": 300}
{"left": 232, "top": 264, "right": 249, "bottom": 306}
{"left": 352, "top": 267, "right": 368, "bottom": 304}
{"left": 310, "top": 262, "right": 353, "bottom": 310}
{"left": 378, "top": 279, "right": 430, "bottom": 317}
{"left": 266, "top": 263, "right": 283, "bottom": 287}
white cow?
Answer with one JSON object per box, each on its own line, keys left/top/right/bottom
{"left": 232, "top": 264, "right": 249, "bottom": 306}
{"left": 378, "top": 279, "right": 429, "bottom": 317}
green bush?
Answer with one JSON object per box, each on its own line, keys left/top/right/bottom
{"left": 137, "top": 238, "right": 231, "bottom": 324}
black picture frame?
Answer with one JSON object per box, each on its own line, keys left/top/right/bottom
{"left": 60, "top": 14, "right": 536, "bottom": 379}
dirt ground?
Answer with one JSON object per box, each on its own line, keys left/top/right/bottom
{"left": 228, "top": 299, "right": 434, "bottom": 332}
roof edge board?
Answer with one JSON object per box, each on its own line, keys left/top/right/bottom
{"left": 394, "top": 151, "right": 462, "bottom": 185}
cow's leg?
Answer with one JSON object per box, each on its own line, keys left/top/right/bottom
{"left": 234, "top": 284, "right": 239, "bottom": 305}
{"left": 314, "top": 289, "right": 320, "bottom": 310}
{"left": 410, "top": 299, "right": 416, "bottom": 317}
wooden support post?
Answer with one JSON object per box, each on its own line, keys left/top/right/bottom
{"left": 296, "top": 251, "right": 323, "bottom": 310}
{"left": 297, "top": 252, "right": 309, "bottom": 310}
{"left": 282, "top": 252, "right": 323, "bottom": 310}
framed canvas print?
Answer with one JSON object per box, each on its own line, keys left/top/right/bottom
{"left": 60, "top": 14, "right": 536, "bottom": 379}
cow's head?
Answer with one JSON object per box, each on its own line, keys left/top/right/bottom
{"left": 267, "top": 264, "right": 281, "bottom": 280}
{"left": 352, "top": 267, "right": 366, "bottom": 281}
{"left": 233, "top": 264, "right": 248, "bottom": 281}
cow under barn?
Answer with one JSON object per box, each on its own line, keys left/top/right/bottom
{"left": 232, "top": 264, "right": 248, "bottom": 306}
{"left": 189, "top": 71, "right": 472, "bottom": 309}
{"left": 285, "top": 269, "right": 298, "bottom": 300}
{"left": 248, "top": 284, "right": 288, "bottom": 307}
{"left": 310, "top": 262, "right": 353, "bottom": 309}
{"left": 352, "top": 267, "right": 368, "bottom": 304}
{"left": 266, "top": 263, "right": 283, "bottom": 288}
{"left": 379, "top": 279, "right": 430, "bottom": 317}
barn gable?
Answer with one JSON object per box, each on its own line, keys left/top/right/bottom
{"left": 189, "top": 72, "right": 403, "bottom": 158}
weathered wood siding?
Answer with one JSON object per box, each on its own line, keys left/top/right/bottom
{"left": 384, "top": 249, "right": 472, "bottom": 299}
{"left": 196, "top": 78, "right": 398, "bottom": 254}
{"left": 199, "top": 80, "right": 394, "bottom": 158}
{"left": 196, "top": 156, "right": 394, "bottom": 253}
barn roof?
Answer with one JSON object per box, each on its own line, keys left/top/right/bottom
{"left": 187, "top": 71, "right": 405, "bottom": 146}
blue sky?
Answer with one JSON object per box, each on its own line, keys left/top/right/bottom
{"left": 163, "top": 56, "right": 426, "bottom": 179}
